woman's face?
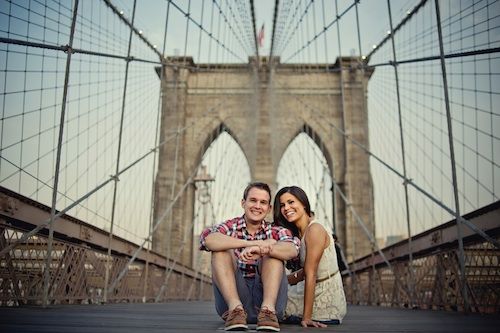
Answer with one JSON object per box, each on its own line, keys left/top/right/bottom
{"left": 279, "top": 192, "right": 306, "bottom": 224}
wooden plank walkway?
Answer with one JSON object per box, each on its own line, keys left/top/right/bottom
{"left": 1, "top": 301, "right": 499, "bottom": 333}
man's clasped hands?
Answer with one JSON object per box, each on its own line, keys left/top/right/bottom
{"left": 239, "top": 239, "right": 277, "bottom": 262}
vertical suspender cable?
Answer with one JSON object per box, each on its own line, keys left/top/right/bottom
{"left": 104, "top": 0, "right": 137, "bottom": 303}
{"left": 207, "top": 0, "right": 215, "bottom": 66}
{"left": 43, "top": 0, "right": 80, "bottom": 308}
{"left": 270, "top": 0, "right": 279, "bottom": 59}
{"left": 321, "top": 0, "right": 328, "bottom": 68}
{"left": 145, "top": 0, "right": 171, "bottom": 304}
{"left": 250, "top": 0, "right": 260, "bottom": 63}
{"left": 434, "top": 0, "right": 469, "bottom": 312}
{"left": 197, "top": 0, "right": 205, "bottom": 63}
{"left": 351, "top": 0, "right": 364, "bottom": 305}
{"left": 386, "top": 0, "right": 416, "bottom": 305}
{"left": 183, "top": 0, "right": 192, "bottom": 64}
{"left": 305, "top": 0, "right": 311, "bottom": 67}
{"left": 161, "top": 0, "right": 191, "bottom": 299}
{"left": 312, "top": 1, "right": 319, "bottom": 66}
{"left": 334, "top": 0, "right": 352, "bottom": 259}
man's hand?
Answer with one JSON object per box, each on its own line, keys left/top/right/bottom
{"left": 256, "top": 238, "right": 276, "bottom": 255}
{"left": 239, "top": 245, "right": 262, "bottom": 262}
{"left": 239, "top": 239, "right": 277, "bottom": 262}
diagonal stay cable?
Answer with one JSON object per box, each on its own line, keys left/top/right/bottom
{"left": 109, "top": 99, "right": 231, "bottom": 295}
{"left": 269, "top": 0, "right": 279, "bottom": 59}
{"left": 283, "top": 1, "right": 356, "bottom": 63}
{"left": 0, "top": 99, "right": 229, "bottom": 258}
{"left": 250, "top": 0, "right": 259, "bottom": 58}
{"left": 332, "top": 179, "right": 393, "bottom": 271}
{"left": 185, "top": 202, "right": 209, "bottom": 301}
{"left": 108, "top": 162, "right": 200, "bottom": 295}
{"left": 315, "top": 102, "right": 500, "bottom": 249}
{"left": 365, "top": 0, "right": 428, "bottom": 62}
{"left": 155, "top": 202, "right": 205, "bottom": 302}
{"left": 166, "top": 0, "right": 246, "bottom": 62}
{"left": 272, "top": 79, "right": 500, "bottom": 249}
{"left": 275, "top": 0, "right": 314, "bottom": 57}
{"left": 213, "top": 0, "right": 254, "bottom": 55}
{"left": 102, "top": 0, "right": 162, "bottom": 59}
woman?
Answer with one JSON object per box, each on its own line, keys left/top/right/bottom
{"left": 273, "top": 186, "right": 347, "bottom": 328}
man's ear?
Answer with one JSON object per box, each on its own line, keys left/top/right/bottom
{"left": 241, "top": 198, "right": 245, "bottom": 208}
{"left": 264, "top": 204, "right": 272, "bottom": 217}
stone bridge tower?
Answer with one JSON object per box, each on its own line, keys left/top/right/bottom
{"left": 152, "top": 56, "right": 374, "bottom": 266}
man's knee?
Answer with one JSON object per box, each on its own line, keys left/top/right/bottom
{"left": 211, "top": 249, "right": 233, "bottom": 261}
{"left": 211, "top": 250, "right": 237, "bottom": 275}
{"left": 212, "top": 250, "right": 236, "bottom": 267}
{"left": 260, "top": 255, "right": 285, "bottom": 271}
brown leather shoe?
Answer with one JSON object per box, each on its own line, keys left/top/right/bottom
{"left": 222, "top": 305, "right": 248, "bottom": 331}
{"left": 257, "top": 306, "right": 280, "bottom": 332}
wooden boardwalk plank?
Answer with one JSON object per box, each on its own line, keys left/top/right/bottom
{"left": 1, "top": 301, "right": 498, "bottom": 332}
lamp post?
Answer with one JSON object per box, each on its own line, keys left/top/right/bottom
{"left": 192, "top": 165, "right": 214, "bottom": 299}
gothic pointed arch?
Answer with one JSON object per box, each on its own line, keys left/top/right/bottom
{"left": 194, "top": 122, "right": 250, "bottom": 172}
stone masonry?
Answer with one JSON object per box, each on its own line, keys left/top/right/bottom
{"left": 152, "top": 56, "right": 375, "bottom": 267}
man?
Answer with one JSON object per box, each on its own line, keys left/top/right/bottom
{"left": 200, "top": 182, "right": 300, "bottom": 332}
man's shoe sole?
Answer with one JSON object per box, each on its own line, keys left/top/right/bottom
{"left": 224, "top": 323, "right": 248, "bottom": 331}
{"left": 256, "top": 325, "right": 280, "bottom": 332}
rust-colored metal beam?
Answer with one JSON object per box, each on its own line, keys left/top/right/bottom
{"left": 0, "top": 186, "right": 210, "bottom": 283}
{"left": 350, "top": 201, "right": 500, "bottom": 272}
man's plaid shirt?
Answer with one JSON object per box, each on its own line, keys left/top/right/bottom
{"left": 199, "top": 216, "right": 300, "bottom": 278}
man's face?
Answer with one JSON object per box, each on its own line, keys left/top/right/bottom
{"left": 241, "top": 187, "right": 271, "bottom": 224}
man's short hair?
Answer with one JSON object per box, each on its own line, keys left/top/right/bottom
{"left": 243, "top": 182, "right": 271, "bottom": 201}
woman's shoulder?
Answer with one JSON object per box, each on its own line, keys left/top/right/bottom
{"left": 305, "top": 221, "right": 331, "bottom": 249}
{"left": 305, "top": 221, "right": 328, "bottom": 238}
{"left": 308, "top": 220, "right": 329, "bottom": 232}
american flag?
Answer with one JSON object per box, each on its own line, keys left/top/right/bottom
{"left": 257, "top": 24, "right": 264, "bottom": 48}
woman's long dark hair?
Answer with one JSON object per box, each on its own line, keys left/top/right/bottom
{"left": 273, "top": 186, "right": 312, "bottom": 271}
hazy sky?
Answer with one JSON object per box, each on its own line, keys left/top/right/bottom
{"left": 1, "top": 0, "right": 497, "bottom": 251}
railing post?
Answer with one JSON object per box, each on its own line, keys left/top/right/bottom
{"left": 43, "top": 0, "right": 80, "bottom": 308}
{"left": 433, "top": 0, "right": 469, "bottom": 312}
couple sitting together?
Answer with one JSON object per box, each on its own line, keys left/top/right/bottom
{"left": 199, "top": 182, "right": 347, "bottom": 331}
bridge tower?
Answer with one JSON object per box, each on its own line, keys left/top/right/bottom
{"left": 152, "top": 56, "right": 374, "bottom": 265}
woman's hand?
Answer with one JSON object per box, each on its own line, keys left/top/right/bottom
{"left": 300, "top": 319, "right": 327, "bottom": 328}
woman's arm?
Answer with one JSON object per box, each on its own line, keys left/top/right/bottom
{"left": 302, "top": 223, "right": 328, "bottom": 327}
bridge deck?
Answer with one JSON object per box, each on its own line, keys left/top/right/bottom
{"left": 1, "top": 301, "right": 498, "bottom": 333}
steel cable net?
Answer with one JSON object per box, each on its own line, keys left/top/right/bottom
{"left": 0, "top": 0, "right": 498, "bottom": 310}
{"left": 366, "top": 0, "right": 499, "bottom": 243}
{"left": 0, "top": 0, "right": 254, "bottom": 305}
{"left": 271, "top": 0, "right": 499, "bottom": 246}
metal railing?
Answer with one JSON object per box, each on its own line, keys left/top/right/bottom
{"left": 0, "top": 187, "right": 212, "bottom": 306}
{"left": 343, "top": 201, "right": 500, "bottom": 313}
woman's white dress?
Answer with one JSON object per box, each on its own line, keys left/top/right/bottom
{"left": 285, "top": 221, "right": 347, "bottom": 322}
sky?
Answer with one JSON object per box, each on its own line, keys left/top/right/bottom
{"left": 1, "top": 0, "right": 498, "bottom": 253}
